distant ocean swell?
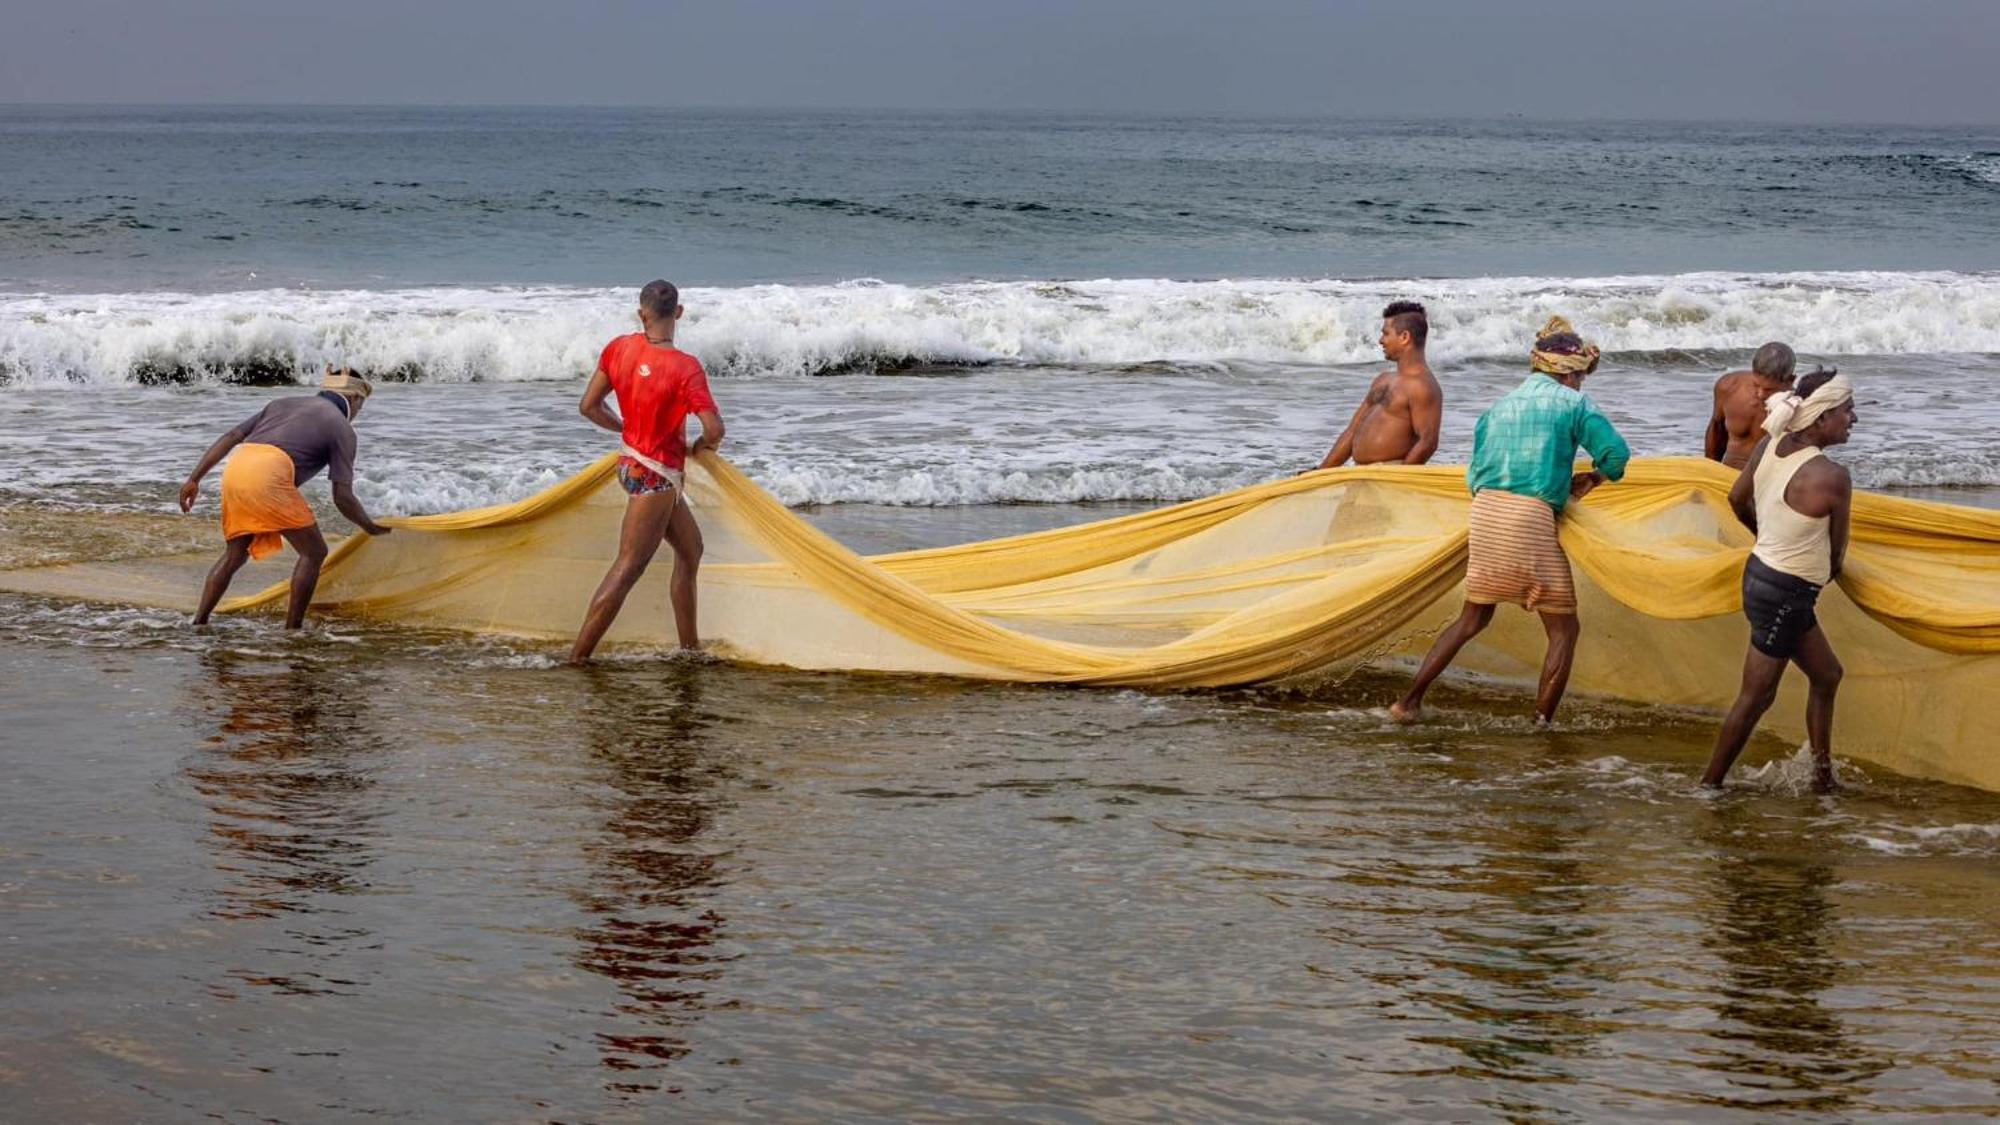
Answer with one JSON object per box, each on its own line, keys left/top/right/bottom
{"left": 2, "top": 271, "right": 1997, "bottom": 387}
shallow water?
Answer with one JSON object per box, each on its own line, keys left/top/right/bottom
{"left": 5, "top": 356, "right": 2000, "bottom": 528}
{"left": 5, "top": 500, "right": 2000, "bottom": 1121}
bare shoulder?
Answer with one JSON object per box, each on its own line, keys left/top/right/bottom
{"left": 1398, "top": 366, "right": 1442, "bottom": 400}
{"left": 1799, "top": 453, "right": 1852, "bottom": 495}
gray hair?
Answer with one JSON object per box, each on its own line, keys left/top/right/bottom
{"left": 1752, "top": 341, "right": 1796, "bottom": 379}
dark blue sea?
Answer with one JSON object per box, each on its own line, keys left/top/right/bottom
{"left": 5, "top": 106, "right": 1999, "bottom": 289}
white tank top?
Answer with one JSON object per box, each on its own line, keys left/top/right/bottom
{"left": 1751, "top": 443, "right": 1832, "bottom": 585}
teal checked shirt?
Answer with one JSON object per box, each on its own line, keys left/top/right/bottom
{"left": 1467, "top": 374, "right": 1631, "bottom": 512}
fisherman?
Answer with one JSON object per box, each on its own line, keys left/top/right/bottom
{"left": 1700, "top": 369, "right": 1856, "bottom": 791}
{"left": 1313, "top": 300, "right": 1443, "bottom": 469}
{"left": 569, "top": 279, "right": 726, "bottom": 663}
{"left": 178, "top": 366, "right": 391, "bottom": 629}
{"left": 1392, "top": 317, "right": 1630, "bottom": 724}
{"left": 1705, "top": 342, "right": 1798, "bottom": 468}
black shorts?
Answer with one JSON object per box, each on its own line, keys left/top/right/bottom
{"left": 1742, "top": 555, "right": 1823, "bottom": 659}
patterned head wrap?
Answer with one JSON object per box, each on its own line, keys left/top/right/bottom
{"left": 1530, "top": 316, "right": 1601, "bottom": 377}
{"left": 1763, "top": 372, "right": 1853, "bottom": 437}
{"left": 322, "top": 366, "right": 374, "bottom": 401}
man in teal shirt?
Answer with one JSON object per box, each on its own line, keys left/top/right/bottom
{"left": 1393, "top": 317, "right": 1631, "bottom": 724}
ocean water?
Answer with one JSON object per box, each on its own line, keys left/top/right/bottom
{"left": 6, "top": 107, "right": 2000, "bottom": 1120}
{"left": 5, "top": 107, "right": 1999, "bottom": 288}
{"left": 4, "top": 107, "right": 2000, "bottom": 510}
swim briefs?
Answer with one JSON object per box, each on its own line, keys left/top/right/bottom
{"left": 616, "top": 456, "right": 683, "bottom": 497}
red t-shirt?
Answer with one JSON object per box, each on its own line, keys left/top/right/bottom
{"left": 597, "top": 334, "right": 718, "bottom": 472}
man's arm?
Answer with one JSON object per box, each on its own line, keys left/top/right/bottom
{"left": 1704, "top": 379, "right": 1731, "bottom": 462}
{"left": 1728, "top": 438, "right": 1767, "bottom": 531}
{"left": 178, "top": 430, "right": 246, "bottom": 512}
{"left": 332, "top": 481, "right": 391, "bottom": 537}
{"left": 1401, "top": 377, "right": 1442, "bottom": 465}
{"left": 689, "top": 409, "right": 725, "bottom": 457}
{"left": 1823, "top": 464, "right": 1853, "bottom": 579}
{"left": 1316, "top": 383, "right": 1379, "bottom": 470}
{"left": 578, "top": 370, "right": 622, "bottom": 435}
{"left": 1579, "top": 404, "right": 1631, "bottom": 482}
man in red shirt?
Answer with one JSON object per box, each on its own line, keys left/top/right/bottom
{"left": 569, "top": 280, "right": 726, "bottom": 663}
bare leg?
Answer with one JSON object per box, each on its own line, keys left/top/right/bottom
{"left": 1788, "top": 625, "right": 1843, "bottom": 792}
{"left": 193, "top": 536, "right": 255, "bottom": 625}
{"left": 278, "top": 524, "right": 329, "bottom": 630}
{"left": 1700, "top": 645, "right": 1788, "bottom": 788}
{"left": 1533, "top": 611, "right": 1580, "bottom": 724}
{"left": 1392, "top": 601, "right": 1495, "bottom": 721}
{"left": 569, "top": 490, "right": 677, "bottom": 664}
{"left": 662, "top": 495, "right": 705, "bottom": 650}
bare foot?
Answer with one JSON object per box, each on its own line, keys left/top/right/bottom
{"left": 1388, "top": 700, "right": 1422, "bottom": 724}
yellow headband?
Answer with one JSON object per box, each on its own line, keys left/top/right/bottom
{"left": 322, "top": 369, "right": 374, "bottom": 400}
{"left": 1530, "top": 315, "right": 1601, "bottom": 376}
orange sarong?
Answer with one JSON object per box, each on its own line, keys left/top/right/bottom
{"left": 220, "top": 443, "right": 317, "bottom": 560}
{"left": 1463, "top": 488, "right": 1577, "bottom": 615}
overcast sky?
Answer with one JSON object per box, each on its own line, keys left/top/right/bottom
{"left": 4, "top": 0, "right": 1996, "bottom": 124}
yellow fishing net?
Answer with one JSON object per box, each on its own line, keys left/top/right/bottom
{"left": 3, "top": 455, "right": 1995, "bottom": 791}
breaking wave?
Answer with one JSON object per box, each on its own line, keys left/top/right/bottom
{"left": 4, "top": 270, "right": 1999, "bottom": 386}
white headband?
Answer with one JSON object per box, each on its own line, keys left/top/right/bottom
{"left": 1763, "top": 372, "right": 1852, "bottom": 437}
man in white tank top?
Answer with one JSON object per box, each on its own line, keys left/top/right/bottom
{"left": 1701, "top": 370, "right": 1857, "bottom": 791}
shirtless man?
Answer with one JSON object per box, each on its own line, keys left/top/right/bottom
{"left": 1315, "top": 301, "right": 1442, "bottom": 469}
{"left": 1705, "top": 342, "right": 1797, "bottom": 468}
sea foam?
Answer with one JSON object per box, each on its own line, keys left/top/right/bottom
{"left": 4, "top": 270, "right": 1999, "bottom": 386}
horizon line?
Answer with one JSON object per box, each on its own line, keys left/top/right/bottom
{"left": 2, "top": 100, "right": 1995, "bottom": 132}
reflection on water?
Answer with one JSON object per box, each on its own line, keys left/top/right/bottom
{"left": 5, "top": 615, "right": 2000, "bottom": 1120}
{"left": 571, "top": 664, "right": 736, "bottom": 1095}
{"left": 184, "top": 648, "right": 385, "bottom": 996}
{"left": 1696, "top": 808, "right": 1890, "bottom": 1112}
{"left": 1402, "top": 794, "right": 1612, "bottom": 1096}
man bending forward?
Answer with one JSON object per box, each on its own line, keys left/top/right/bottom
{"left": 1314, "top": 301, "right": 1443, "bottom": 469}
{"left": 569, "top": 280, "right": 725, "bottom": 663}
{"left": 178, "top": 367, "right": 391, "bottom": 629}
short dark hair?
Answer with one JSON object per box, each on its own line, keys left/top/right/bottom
{"left": 1382, "top": 300, "right": 1428, "bottom": 347}
{"left": 639, "top": 279, "right": 680, "bottom": 318}
{"left": 1796, "top": 367, "right": 1839, "bottom": 398}
{"left": 1752, "top": 341, "right": 1796, "bottom": 379}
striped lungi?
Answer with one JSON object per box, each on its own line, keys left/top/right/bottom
{"left": 1464, "top": 488, "right": 1576, "bottom": 615}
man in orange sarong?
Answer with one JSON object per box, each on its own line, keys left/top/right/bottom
{"left": 178, "top": 367, "right": 392, "bottom": 628}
